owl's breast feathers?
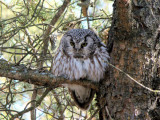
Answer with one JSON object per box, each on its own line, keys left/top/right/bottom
{"left": 52, "top": 45, "right": 109, "bottom": 82}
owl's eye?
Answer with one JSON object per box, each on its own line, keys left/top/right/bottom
{"left": 81, "top": 42, "right": 88, "bottom": 48}
{"left": 70, "top": 41, "right": 75, "bottom": 47}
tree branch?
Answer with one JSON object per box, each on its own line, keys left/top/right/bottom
{"left": 40, "top": 0, "right": 71, "bottom": 66}
{"left": 11, "top": 87, "right": 52, "bottom": 120}
{"left": 0, "top": 59, "right": 98, "bottom": 90}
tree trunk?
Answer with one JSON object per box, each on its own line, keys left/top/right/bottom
{"left": 106, "top": 0, "right": 160, "bottom": 119}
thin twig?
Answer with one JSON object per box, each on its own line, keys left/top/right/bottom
{"left": 105, "top": 106, "right": 113, "bottom": 120}
{"left": 87, "top": 108, "right": 99, "bottom": 120}
{"left": 106, "top": 61, "right": 160, "bottom": 93}
{"left": 11, "top": 87, "right": 52, "bottom": 120}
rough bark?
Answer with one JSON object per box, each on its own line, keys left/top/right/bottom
{"left": 106, "top": 0, "right": 160, "bottom": 119}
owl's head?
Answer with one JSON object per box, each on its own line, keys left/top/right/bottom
{"left": 60, "top": 29, "right": 102, "bottom": 59}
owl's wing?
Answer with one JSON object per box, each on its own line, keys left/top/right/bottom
{"left": 69, "top": 87, "right": 95, "bottom": 110}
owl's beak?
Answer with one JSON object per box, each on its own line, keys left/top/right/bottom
{"left": 74, "top": 54, "right": 83, "bottom": 58}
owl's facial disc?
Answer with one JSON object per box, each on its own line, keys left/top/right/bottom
{"left": 73, "top": 40, "right": 88, "bottom": 59}
{"left": 73, "top": 45, "right": 84, "bottom": 58}
{"left": 63, "top": 35, "right": 96, "bottom": 59}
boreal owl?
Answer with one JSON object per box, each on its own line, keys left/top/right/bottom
{"left": 52, "top": 29, "right": 109, "bottom": 110}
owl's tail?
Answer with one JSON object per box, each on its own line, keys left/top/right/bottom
{"left": 69, "top": 86, "right": 95, "bottom": 110}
